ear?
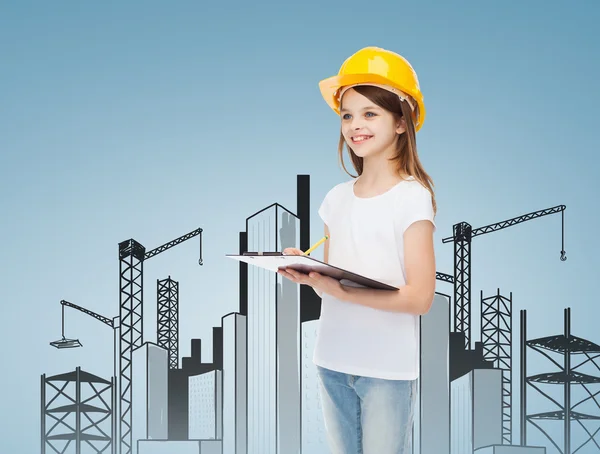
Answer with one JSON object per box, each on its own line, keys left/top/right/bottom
{"left": 396, "top": 117, "right": 407, "bottom": 134}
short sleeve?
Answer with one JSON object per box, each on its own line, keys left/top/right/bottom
{"left": 318, "top": 191, "right": 331, "bottom": 226}
{"left": 318, "top": 183, "right": 342, "bottom": 227}
{"left": 401, "top": 185, "right": 436, "bottom": 234}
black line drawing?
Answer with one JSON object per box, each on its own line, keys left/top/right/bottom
{"left": 438, "top": 203, "right": 568, "bottom": 454}
{"left": 418, "top": 292, "right": 451, "bottom": 454}
{"left": 48, "top": 300, "right": 119, "bottom": 454}
{"left": 51, "top": 300, "right": 119, "bottom": 379}
{"left": 481, "top": 289, "right": 513, "bottom": 445}
{"left": 442, "top": 205, "right": 567, "bottom": 350}
{"left": 41, "top": 367, "right": 115, "bottom": 454}
{"left": 157, "top": 277, "right": 179, "bottom": 370}
{"left": 245, "top": 201, "right": 301, "bottom": 454}
{"left": 521, "top": 308, "right": 600, "bottom": 454}
{"left": 47, "top": 230, "right": 203, "bottom": 454}
{"left": 40, "top": 174, "right": 586, "bottom": 454}
{"left": 168, "top": 331, "right": 223, "bottom": 442}
{"left": 118, "top": 230, "right": 203, "bottom": 454}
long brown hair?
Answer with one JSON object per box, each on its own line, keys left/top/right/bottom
{"left": 337, "top": 85, "right": 437, "bottom": 215}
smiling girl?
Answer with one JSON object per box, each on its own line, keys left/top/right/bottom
{"left": 278, "top": 46, "right": 437, "bottom": 453}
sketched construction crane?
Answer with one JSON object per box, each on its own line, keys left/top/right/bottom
{"left": 441, "top": 205, "right": 567, "bottom": 350}
{"left": 50, "top": 300, "right": 120, "bottom": 454}
{"left": 431, "top": 205, "right": 567, "bottom": 447}
{"left": 51, "top": 300, "right": 119, "bottom": 375}
{"left": 52, "top": 227, "right": 203, "bottom": 454}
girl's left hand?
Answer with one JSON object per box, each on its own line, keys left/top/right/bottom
{"left": 277, "top": 268, "right": 344, "bottom": 299}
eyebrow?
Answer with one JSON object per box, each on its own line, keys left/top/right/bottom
{"left": 340, "top": 105, "right": 381, "bottom": 113}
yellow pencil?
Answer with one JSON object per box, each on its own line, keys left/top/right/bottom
{"left": 304, "top": 235, "right": 329, "bottom": 255}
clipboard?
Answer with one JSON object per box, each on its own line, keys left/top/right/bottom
{"left": 226, "top": 253, "right": 398, "bottom": 291}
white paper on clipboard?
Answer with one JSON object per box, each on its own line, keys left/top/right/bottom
{"left": 226, "top": 253, "right": 398, "bottom": 291}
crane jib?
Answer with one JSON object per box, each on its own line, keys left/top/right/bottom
{"left": 441, "top": 205, "right": 566, "bottom": 244}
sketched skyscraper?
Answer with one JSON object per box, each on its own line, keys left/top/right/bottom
{"left": 188, "top": 370, "right": 223, "bottom": 440}
{"left": 301, "top": 319, "right": 328, "bottom": 454}
{"left": 222, "top": 312, "right": 247, "bottom": 454}
{"left": 132, "top": 342, "right": 169, "bottom": 449}
{"left": 246, "top": 204, "right": 301, "bottom": 454}
{"left": 451, "top": 368, "right": 503, "bottom": 452}
{"left": 415, "top": 292, "right": 451, "bottom": 454}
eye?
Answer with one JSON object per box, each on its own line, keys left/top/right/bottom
{"left": 342, "top": 114, "right": 351, "bottom": 120}
{"left": 365, "top": 112, "right": 376, "bottom": 117}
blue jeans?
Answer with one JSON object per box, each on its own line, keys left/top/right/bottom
{"left": 316, "top": 365, "right": 417, "bottom": 454}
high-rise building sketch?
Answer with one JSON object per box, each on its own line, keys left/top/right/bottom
{"left": 416, "top": 292, "right": 451, "bottom": 454}
{"left": 246, "top": 203, "right": 301, "bottom": 454}
{"left": 168, "top": 336, "right": 220, "bottom": 440}
{"left": 132, "top": 342, "right": 169, "bottom": 449}
{"left": 222, "top": 312, "right": 247, "bottom": 454}
{"left": 452, "top": 368, "right": 503, "bottom": 453}
{"left": 188, "top": 370, "right": 222, "bottom": 440}
{"left": 301, "top": 319, "right": 328, "bottom": 454}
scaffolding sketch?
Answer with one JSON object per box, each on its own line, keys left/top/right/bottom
{"left": 41, "top": 367, "right": 115, "bottom": 454}
{"left": 157, "top": 276, "right": 179, "bottom": 370}
{"left": 481, "top": 288, "right": 513, "bottom": 445}
{"left": 521, "top": 307, "right": 600, "bottom": 454}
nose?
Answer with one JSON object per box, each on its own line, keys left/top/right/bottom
{"left": 349, "top": 116, "right": 365, "bottom": 131}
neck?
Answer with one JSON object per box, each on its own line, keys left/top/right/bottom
{"left": 359, "top": 146, "right": 405, "bottom": 185}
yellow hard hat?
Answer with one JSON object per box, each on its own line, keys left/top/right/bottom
{"left": 319, "top": 46, "right": 426, "bottom": 131}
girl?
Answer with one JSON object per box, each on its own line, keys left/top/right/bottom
{"left": 278, "top": 46, "right": 436, "bottom": 454}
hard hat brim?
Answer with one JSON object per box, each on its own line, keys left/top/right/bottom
{"left": 318, "top": 73, "right": 425, "bottom": 131}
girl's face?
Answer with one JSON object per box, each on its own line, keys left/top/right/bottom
{"left": 339, "top": 88, "right": 405, "bottom": 160}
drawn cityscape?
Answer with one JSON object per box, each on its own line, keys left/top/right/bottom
{"left": 39, "top": 174, "right": 600, "bottom": 454}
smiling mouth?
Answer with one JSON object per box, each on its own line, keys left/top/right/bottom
{"left": 351, "top": 135, "right": 373, "bottom": 144}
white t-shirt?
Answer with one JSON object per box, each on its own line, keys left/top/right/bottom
{"left": 313, "top": 176, "right": 436, "bottom": 380}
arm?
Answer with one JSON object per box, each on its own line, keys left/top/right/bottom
{"left": 335, "top": 220, "right": 436, "bottom": 315}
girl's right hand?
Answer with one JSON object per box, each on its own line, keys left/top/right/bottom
{"left": 280, "top": 248, "right": 305, "bottom": 282}
{"left": 283, "top": 247, "right": 304, "bottom": 255}
{"left": 278, "top": 247, "right": 324, "bottom": 297}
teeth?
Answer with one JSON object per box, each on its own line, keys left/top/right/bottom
{"left": 353, "top": 136, "right": 371, "bottom": 142}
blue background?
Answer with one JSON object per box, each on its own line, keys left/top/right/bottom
{"left": 1, "top": 1, "right": 599, "bottom": 452}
